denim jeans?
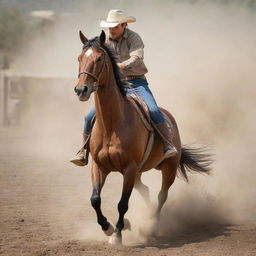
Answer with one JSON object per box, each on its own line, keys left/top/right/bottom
{"left": 83, "top": 78, "right": 165, "bottom": 134}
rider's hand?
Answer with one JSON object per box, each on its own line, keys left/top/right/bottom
{"left": 117, "top": 63, "right": 126, "bottom": 70}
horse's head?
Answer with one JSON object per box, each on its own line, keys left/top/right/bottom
{"left": 74, "top": 30, "right": 107, "bottom": 101}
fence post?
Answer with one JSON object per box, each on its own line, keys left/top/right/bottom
{"left": 0, "top": 70, "right": 4, "bottom": 126}
{"left": 0, "top": 70, "right": 9, "bottom": 126}
{"left": 3, "top": 74, "right": 8, "bottom": 126}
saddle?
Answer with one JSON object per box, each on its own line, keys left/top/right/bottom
{"left": 126, "top": 93, "right": 173, "bottom": 134}
{"left": 126, "top": 93, "right": 176, "bottom": 170}
{"left": 126, "top": 93, "right": 153, "bottom": 131}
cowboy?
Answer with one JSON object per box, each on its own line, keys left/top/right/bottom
{"left": 70, "top": 9, "right": 177, "bottom": 166}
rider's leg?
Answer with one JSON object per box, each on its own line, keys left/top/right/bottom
{"left": 128, "top": 79, "right": 177, "bottom": 158}
{"left": 83, "top": 107, "right": 96, "bottom": 140}
{"left": 70, "top": 108, "right": 96, "bottom": 166}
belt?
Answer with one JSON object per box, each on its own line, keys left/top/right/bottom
{"left": 125, "top": 75, "right": 146, "bottom": 80}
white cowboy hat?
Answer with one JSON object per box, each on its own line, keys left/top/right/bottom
{"left": 100, "top": 9, "right": 136, "bottom": 28}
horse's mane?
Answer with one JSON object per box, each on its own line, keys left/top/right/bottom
{"left": 83, "top": 36, "right": 126, "bottom": 95}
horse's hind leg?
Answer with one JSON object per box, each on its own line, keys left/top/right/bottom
{"left": 90, "top": 161, "right": 114, "bottom": 236}
{"left": 154, "top": 159, "right": 177, "bottom": 220}
{"left": 134, "top": 173, "right": 150, "bottom": 206}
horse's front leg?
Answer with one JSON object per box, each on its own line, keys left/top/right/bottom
{"left": 90, "top": 161, "right": 114, "bottom": 236}
{"left": 109, "top": 164, "right": 137, "bottom": 245}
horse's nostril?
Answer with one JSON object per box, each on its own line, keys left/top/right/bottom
{"left": 83, "top": 86, "right": 88, "bottom": 93}
{"left": 74, "top": 86, "right": 89, "bottom": 97}
{"left": 75, "top": 88, "right": 82, "bottom": 96}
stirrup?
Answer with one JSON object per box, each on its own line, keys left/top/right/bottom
{"left": 163, "top": 144, "right": 177, "bottom": 158}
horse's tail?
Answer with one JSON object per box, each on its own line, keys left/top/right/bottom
{"left": 178, "top": 146, "right": 213, "bottom": 182}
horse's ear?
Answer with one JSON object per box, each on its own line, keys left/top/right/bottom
{"left": 79, "top": 30, "right": 88, "bottom": 45}
{"left": 99, "top": 30, "right": 106, "bottom": 45}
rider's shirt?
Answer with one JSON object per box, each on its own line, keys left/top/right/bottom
{"left": 106, "top": 28, "right": 148, "bottom": 79}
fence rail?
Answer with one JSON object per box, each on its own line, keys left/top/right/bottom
{"left": 0, "top": 70, "right": 75, "bottom": 126}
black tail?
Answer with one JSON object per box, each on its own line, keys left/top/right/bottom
{"left": 178, "top": 146, "right": 213, "bottom": 182}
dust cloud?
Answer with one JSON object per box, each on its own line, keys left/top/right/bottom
{"left": 6, "top": 0, "right": 256, "bottom": 245}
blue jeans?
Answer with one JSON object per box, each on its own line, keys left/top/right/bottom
{"left": 83, "top": 78, "right": 165, "bottom": 134}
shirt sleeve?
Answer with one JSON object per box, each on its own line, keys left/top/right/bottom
{"left": 121, "top": 32, "right": 145, "bottom": 70}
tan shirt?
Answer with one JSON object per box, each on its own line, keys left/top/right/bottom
{"left": 105, "top": 28, "right": 148, "bottom": 79}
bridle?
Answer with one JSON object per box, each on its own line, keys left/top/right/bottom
{"left": 77, "top": 45, "right": 108, "bottom": 92}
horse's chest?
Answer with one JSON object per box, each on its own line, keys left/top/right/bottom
{"left": 95, "top": 145, "right": 123, "bottom": 171}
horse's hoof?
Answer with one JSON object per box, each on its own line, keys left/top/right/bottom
{"left": 104, "top": 223, "right": 114, "bottom": 236}
{"left": 123, "top": 218, "right": 131, "bottom": 231}
{"left": 108, "top": 232, "right": 122, "bottom": 245}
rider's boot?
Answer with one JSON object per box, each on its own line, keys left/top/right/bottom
{"left": 70, "top": 133, "right": 90, "bottom": 166}
{"left": 155, "top": 122, "right": 177, "bottom": 158}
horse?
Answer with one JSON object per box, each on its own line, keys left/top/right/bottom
{"left": 74, "top": 30, "right": 212, "bottom": 245}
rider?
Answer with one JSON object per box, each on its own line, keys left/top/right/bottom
{"left": 70, "top": 9, "right": 177, "bottom": 166}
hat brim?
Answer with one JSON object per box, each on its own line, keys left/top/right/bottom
{"left": 100, "top": 20, "right": 119, "bottom": 28}
{"left": 100, "top": 16, "right": 136, "bottom": 28}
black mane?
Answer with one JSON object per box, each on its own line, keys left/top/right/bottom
{"left": 82, "top": 36, "right": 126, "bottom": 95}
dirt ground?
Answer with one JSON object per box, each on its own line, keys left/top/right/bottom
{"left": 0, "top": 126, "right": 255, "bottom": 256}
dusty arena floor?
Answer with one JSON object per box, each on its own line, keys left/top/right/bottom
{"left": 1, "top": 1, "right": 256, "bottom": 255}
{"left": 0, "top": 127, "right": 255, "bottom": 256}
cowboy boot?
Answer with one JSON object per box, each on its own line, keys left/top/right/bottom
{"left": 155, "top": 122, "right": 177, "bottom": 158}
{"left": 70, "top": 133, "right": 90, "bottom": 166}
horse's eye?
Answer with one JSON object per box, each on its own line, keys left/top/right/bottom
{"left": 96, "top": 57, "right": 102, "bottom": 63}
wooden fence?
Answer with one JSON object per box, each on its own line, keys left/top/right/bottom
{"left": 0, "top": 70, "right": 75, "bottom": 126}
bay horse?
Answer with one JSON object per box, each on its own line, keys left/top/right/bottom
{"left": 74, "top": 30, "right": 212, "bottom": 245}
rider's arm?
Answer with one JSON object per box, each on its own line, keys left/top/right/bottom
{"left": 120, "top": 32, "right": 145, "bottom": 70}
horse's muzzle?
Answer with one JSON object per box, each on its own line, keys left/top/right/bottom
{"left": 74, "top": 86, "right": 88, "bottom": 96}
{"left": 74, "top": 84, "right": 92, "bottom": 101}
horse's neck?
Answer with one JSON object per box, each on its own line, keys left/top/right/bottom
{"left": 94, "top": 73, "right": 125, "bottom": 137}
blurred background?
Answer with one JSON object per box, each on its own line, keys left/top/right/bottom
{"left": 0, "top": 0, "right": 256, "bottom": 251}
